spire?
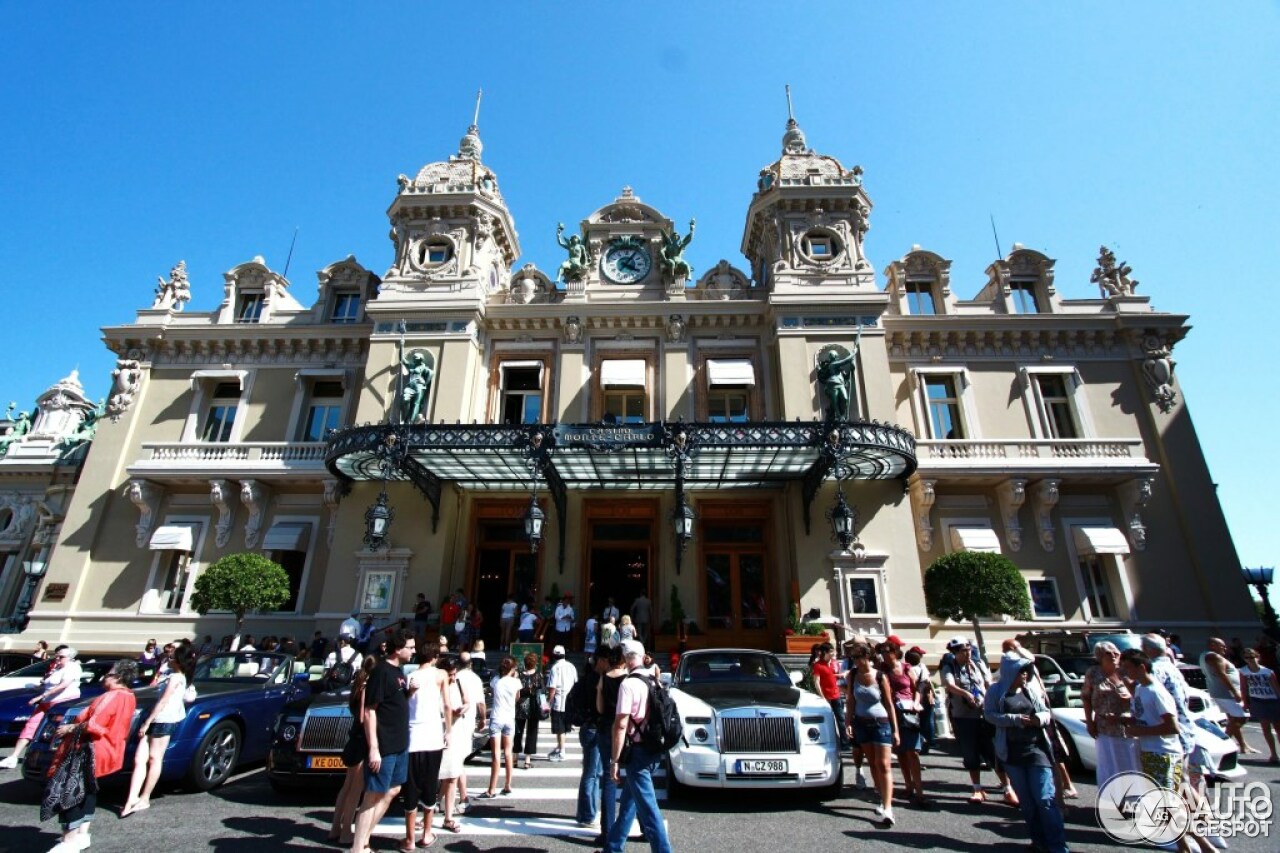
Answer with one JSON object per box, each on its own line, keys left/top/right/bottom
{"left": 781, "top": 84, "right": 807, "bottom": 154}
{"left": 457, "top": 88, "right": 484, "bottom": 160}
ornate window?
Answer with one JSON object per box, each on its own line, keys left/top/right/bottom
{"left": 236, "top": 292, "right": 265, "bottom": 323}
{"left": 330, "top": 292, "right": 361, "bottom": 324}
{"left": 261, "top": 520, "right": 315, "bottom": 612}
{"left": 702, "top": 357, "right": 758, "bottom": 423}
{"left": 1008, "top": 280, "right": 1040, "bottom": 314}
{"left": 300, "top": 380, "right": 345, "bottom": 441}
{"left": 598, "top": 358, "right": 650, "bottom": 424}
{"left": 904, "top": 281, "right": 937, "bottom": 315}
{"left": 799, "top": 229, "right": 842, "bottom": 263}
{"left": 1021, "top": 366, "right": 1092, "bottom": 440}
{"left": 924, "top": 375, "right": 964, "bottom": 439}
{"left": 202, "top": 382, "right": 240, "bottom": 443}
{"left": 1068, "top": 524, "right": 1134, "bottom": 622}
{"left": 142, "top": 519, "right": 204, "bottom": 615}
{"left": 499, "top": 362, "right": 545, "bottom": 425}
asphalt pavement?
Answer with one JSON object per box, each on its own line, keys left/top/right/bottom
{"left": 1, "top": 731, "right": 1278, "bottom": 852}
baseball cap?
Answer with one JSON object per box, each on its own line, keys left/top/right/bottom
{"left": 946, "top": 636, "right": 971, "bottom": 651}
{"left": 552, "top": 645, "right": 566, "bottom": 657}
{"left": 886, "top": 635, "right": 905, "bottom": 649}
{"left": 908, "top": 646, "right": 927, "bottom": 657}
{"left": 621, "top": 639, "right": 645, "bottom": 659}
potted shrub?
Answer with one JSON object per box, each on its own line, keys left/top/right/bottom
{"left": 783, "top": 602, "right": 830, "bottom": 654}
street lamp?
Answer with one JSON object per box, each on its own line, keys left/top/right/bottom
{"left": 672, "top": 493, "right": 695, "bottom": 574}
{"left": 1243, "top": 566, "right": 1278, "bottom": 634}
{"left": 13, "top": 556, "right": 48, "bottom": 631}
{"left": 826, "top": 487, "right": 858, "bottom": 551}
{"left": 363, "top": 489, "right": 394, "bottom": 551}
{"left": 523, "top": 495, "right": 545, "bottom": 553}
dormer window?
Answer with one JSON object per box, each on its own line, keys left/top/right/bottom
{"left": 330, "top": 292, "right": 361, "bottom": 324}
{"left": 237, "top": 293, "right": 264, "bottom": 323}
{"left": 904, "top": 281, "right": 936, "bottom": 315}
{"left": 1008, "top": 280, "right": 1040, "bottom": 314}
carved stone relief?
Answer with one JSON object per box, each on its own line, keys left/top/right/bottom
{"left": 240, "top": 480, "right": 270, "bottom": 549}
{"left": 1118, "top": 477, "right": 1155, "bottom": 552}
{"left": 322, "top": 479, "right": 342, "bottom": 548}
{"left": 107, "top": 359, "right": 143, "bottom": 422}
{"left": 1140, "top": 335, "right": 1178, "bottom": 413}
{"left": 1033, "top": 479, "right": 1061, "bottom": 551}
{"left": 909, "top": 478, "right": 937, "bottom": 551}
{"left": 127, "top": 479, "right": 162, "bottom": 548}
{"left": 996, "top": 479, "right": 1028, "bottom": 553}
{"left": 209, "top": 480, "right": 235, "bottom": 548}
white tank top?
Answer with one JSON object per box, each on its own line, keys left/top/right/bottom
{"left": 408, "top": 667, "right": 446, "bottom": 752}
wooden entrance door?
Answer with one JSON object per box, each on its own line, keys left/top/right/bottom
{"left": 584, "top": 500, "right": 657, "bottom": 640}
{"left": 699, "top": 503, "right": 772, "bottom": 649}
{"left": 470, "top": 502, "right": 541, "bottom": 649}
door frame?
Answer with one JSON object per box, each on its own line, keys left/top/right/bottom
{"left": 468, "top": 498, "right": 544, "bottom": 603}
{"left": 696, "top": 500, "right": 775, "bottom": 648}
{"left": 582, "top": 498, "right": 659, "bottom": 622}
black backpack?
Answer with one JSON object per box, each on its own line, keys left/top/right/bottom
{"left": 627, "top": 672, "right": 682, "bottom": 753}
{"left": 324, "top": 658, "right": 355, "bottom": 691}
{"left": 565, "top": 674, "right": 594, "bottom": 728}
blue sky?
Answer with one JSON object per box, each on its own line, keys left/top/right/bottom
{"left": 2, "top": 4, "right": 1276, "bottom": 582}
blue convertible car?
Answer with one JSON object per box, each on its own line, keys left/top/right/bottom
{"left": 24, "top": 651, "right": 309, "bottom": 791}
{"left": 0, "top": 659, "right": 155, "bottom": 745}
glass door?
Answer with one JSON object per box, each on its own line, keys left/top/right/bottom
{"left": 702, "top": 520, "right": 770, "bottom": 648}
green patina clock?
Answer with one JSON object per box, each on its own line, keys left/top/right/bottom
{"left": 601, "top": 236, "right": 652, "bottom": 284}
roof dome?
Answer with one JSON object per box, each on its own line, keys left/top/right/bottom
{"left": 398, "top": 124, "right": 504, "bottom": 203}
{"left": 757, "top": 119, "right": 862, "bottom": 193}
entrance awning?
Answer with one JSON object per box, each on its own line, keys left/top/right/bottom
{"left": 1072, "top": 526, "right": 1130, "bottom": 556}
{"left": 149, "top": 525, "right": 194, "bottom": 552}
{"left": 949, "top": 526, "right": 1002, "bottom": 553}
{"left": 262, "top": 522, "right": 311, "bottom": 552}
{"left": 325, "top": 419, "right": 917, "bottom": 573}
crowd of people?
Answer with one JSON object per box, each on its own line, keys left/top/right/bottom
{"left": 805, "top": 630, "right": 1280, "bottom": 853}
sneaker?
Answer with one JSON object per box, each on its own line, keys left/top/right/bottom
{"left": 854, "top": 768, "right": 868, "bottom": 789}
{"left": 879, "top": 806, "right": 895, "bottom": 827}
{"left": 0, "top": 755, "right": 18, "bottom": 770}
{"left": 455, "top": 799, "right": 469, "bottom": 814}
{"left": 576, "top": 818, "right": 601, "bottom": 829}
{"left": 549, "top": 750, "right": 565, "bottom": 762}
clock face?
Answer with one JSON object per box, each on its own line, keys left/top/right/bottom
{"left": 602, "top": 244, "right": 652, "bottom": 284}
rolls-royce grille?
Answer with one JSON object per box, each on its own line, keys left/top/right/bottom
{"left": 298, "top": 714, "right": 352, "bottom": 753}
{"left": 721, "top": 717, "right": 798, "bottom": 753}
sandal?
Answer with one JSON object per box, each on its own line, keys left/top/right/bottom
{"left": 500, "top": 787, "right": 513, "bottom": 796}
{"left": 417, "top": 834, "right": 437, "bottom": 849}
{"left": 474, "top": 791, "right": 498, "bottom": 799}
{"left": 441, "top": 820, "right": 461, "bottom": 833}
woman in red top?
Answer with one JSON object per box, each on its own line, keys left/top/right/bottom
{"left": 47, "top": 659, "right": 138, "bottom": 852}
{"left": 810, "top": 643, "right": 848, "bottom": 748}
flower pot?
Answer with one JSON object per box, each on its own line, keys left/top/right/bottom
{"left": 784, "top": 633, "right": 828, "bottom": 655}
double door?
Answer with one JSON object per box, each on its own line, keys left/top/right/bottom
{"left": 701, "top": 513, "right": 771, "bottom": 649}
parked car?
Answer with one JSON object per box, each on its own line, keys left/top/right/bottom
{"left": 266, "top": 659, "right": 493, "bottom": 791}
{"left": 0, "top": 659, "right": 60, "bottom": 694}
{"left": 664, "top": 648, "right": 842, "bottom": 798}
{"left": 1053, "top": 705, "right": 1244, "bottom": 781}
{"left": 0, "top": 660, "right": 155, "bottom": 745}
{"left": 24, "top": 651, "right": 308, "bottom": 791}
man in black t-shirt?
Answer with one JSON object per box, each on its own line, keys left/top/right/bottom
{"left": 350, "top": 629, "right": 415, "bottom": 853}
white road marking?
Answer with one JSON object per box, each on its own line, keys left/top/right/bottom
{"left": 372, "top": 815, "right": 663, "bottom": 838}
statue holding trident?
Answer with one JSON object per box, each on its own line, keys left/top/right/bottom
{"left": 555, "top": 223, "right": 590, "bottom": 282}
{"left": 659, "top": 219, "right": 696, "bottom": 281}
{"left": 399, "top": 350, "right": 434, "bottom": 424}
{"left": 816, "top": 325, "right": 863, "bottom": 422}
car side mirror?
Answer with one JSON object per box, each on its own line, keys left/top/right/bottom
{"left": 293, "top": 671, "right": 311, "bottom": 685}
{"left": 1041, "top": 673, "right": 1061, "bottom": 686}
{"left": 789, "top": 671, "right": 803, "bottom": 686}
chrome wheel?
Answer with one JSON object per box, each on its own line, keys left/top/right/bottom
{"left": 189, "top": 722, "right": 241, "bottom": 791}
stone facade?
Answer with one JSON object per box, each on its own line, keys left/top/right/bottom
{"left": 1, "top": 120, "right": 1258, "bottom": 655}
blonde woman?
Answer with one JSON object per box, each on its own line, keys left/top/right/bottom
{"left": 617, "top": 615, "right": 636, "bottom": 644}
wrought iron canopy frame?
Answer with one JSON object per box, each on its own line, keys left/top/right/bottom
{"left": 325, "top": 419, "right": 917, "bottom": 570}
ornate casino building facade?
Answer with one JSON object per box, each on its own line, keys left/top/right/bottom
{"left": 0, "top": 118, "right": 1258, "bottom": 653}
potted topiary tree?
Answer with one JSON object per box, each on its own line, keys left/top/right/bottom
{"left": 923, "top": 550, "right": 1032, "bottom": 661}
{"left": 190, "top": 552, "right": 292, "bottom": 650}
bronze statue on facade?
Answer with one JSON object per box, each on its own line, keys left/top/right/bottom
{"left": 659, "top": 219, "right": 696, "bottom": 281}
{"left": 555, "top": 223, "right": 590, "bottom": 282}
{"left": 400, "top": 350, "right": 434, "bottom": 424}
{"left": 816, "top": 326, "right": 863, "bottom": 422}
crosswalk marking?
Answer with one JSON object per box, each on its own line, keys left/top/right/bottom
{"left": 372, "top": 815, "right": 661, "bottom": 839}
{"left": 462, "top": 765, "right": 666, "bottom": 779}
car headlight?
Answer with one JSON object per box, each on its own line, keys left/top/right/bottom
{"left": 693, "top": 727, "right": 709, "bottom": 743}
{"left": 281, "top": 723, "right": 298, "bottom": 742}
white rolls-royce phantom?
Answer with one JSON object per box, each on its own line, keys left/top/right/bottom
{"left": 664, "top": 648, "right": 843, "bottom": 798}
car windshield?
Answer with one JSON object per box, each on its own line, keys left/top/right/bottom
{"left": 195, "top": 652, "right": 288, "bottom": 683}
{"left": 4, "top": 660, "right": 54, "bottom": 679}
{"left": 678, "top": 652, "right": 789, "bottom": 686}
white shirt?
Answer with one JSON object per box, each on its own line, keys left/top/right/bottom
{"left": 324, "top": 646, "right": 362, "bottom": 671}
{"left": 154, "top": 672, "right": 188, "bottom": 724}
{"left": 338, "top": 617, "right": 360, "bottom": 640}
{"left": 491, "top": 674, "right": 521, "bottom": 726}
{"left": 45, "top": 661, "right": 83, "bottom": 705}
{"left": 548, "top": 659, "right": 578, "bottom": 712}
{"left": 519, "top": 610, "right": 539, "bottom": 632}
{"left": 501, "top": 600, "right": 518, "bottom": 620}
{"left": 407, "top": 666, "right": 447, "bottom": 752}
{"left": 456, "top": 668, "right": 484, "bottom": 726}
{"left": 555, "top": 603, "right": 575, "bottom": 633}
{"left": 1132, "top": 680, "right": 1182, "bottom": 755}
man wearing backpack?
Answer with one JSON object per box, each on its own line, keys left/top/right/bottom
{"left": 323, "top": 636, "right": 362, "bottom": 690}
{"left": 604, "top": 640, "right": 673, "bottom": 853}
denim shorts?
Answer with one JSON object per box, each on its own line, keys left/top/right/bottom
{"left": 148, "top": 721, "right": 180, "bottom": 738}
{"left": 363, "top": 749, "right": 409, "bottom": 793}
{"left": 489, "top": 719, "right": 515, "bottom": 738}
{"left": 852, "top": 718, "right": 893, "bottom": 747}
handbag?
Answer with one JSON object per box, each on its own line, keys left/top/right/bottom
{"left": 41, "top": 727, "right": 97, "bottom": 822}
{"left": 895, "top": 701, "right": 921, "bottom": 731}
{"left": 538, "top": 690, "right": 551, "bottom": 718}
